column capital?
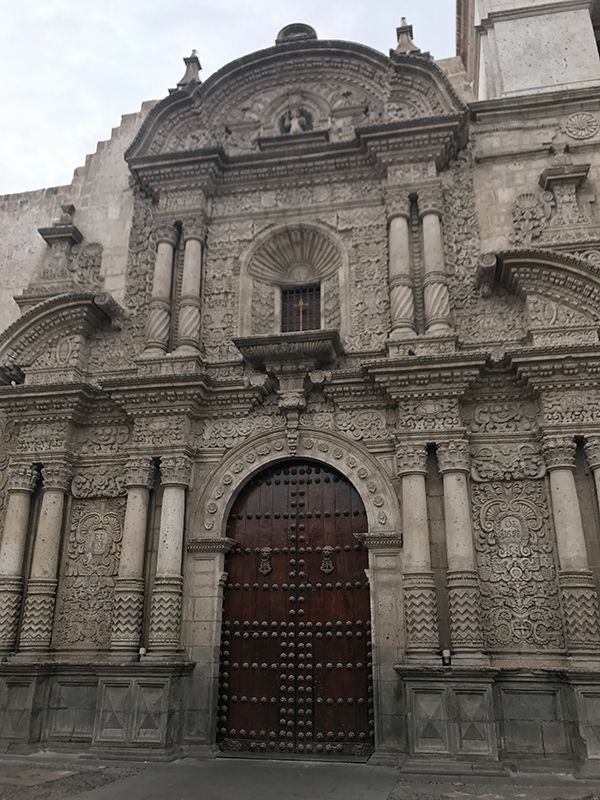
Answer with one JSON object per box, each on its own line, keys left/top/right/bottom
{"left": 160, "top": 454, "right": 193, "bottom": 487}
{"left": 41, "top": 462, "right": 72, "bottom": 492}
{"left": 7, "top": 464, "right": 39, "bottom": 493}
{"left": 384, "top": 186, "right": 411, "bottom": 220}
{"left": 155, "top": 223, "right": 178, "bottom": 247}
{"left": 396, "top": 443, "right": 428, "bottom": 476}
{"left": 125, "top": 456, "right": 155, "bottom": 489}
{"left": 417, "top": 184, "right": 443, "bottom": 218}
{"left": 585, "top": 435, "right": 600, "bottom": 470}
{"left": 182, "top": 214, "right": 208, "bottom": 243}
{"left": 437, "top": 439, "right": 470, "bottom": 474}
{"left": 542, "top": 436, "right": 576, "bottom": 471}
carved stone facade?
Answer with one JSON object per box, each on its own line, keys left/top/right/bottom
{"left": 2, "top": 12, "right": 600, "bottom": 770}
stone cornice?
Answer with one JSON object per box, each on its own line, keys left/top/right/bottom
{"left": 366, "top": 352, "right": 488, "bottom": 400}
{"left": 0, "top": 382, "right": 100, "bottom": 422}
{"left": 187, "top": 537, "right": 236, "bottom": 554}
{"left": 507, "top": 346, "right": 600, "bottom": 390}
{"left": 470, "top": 84, "right": 600, "bottom": 124}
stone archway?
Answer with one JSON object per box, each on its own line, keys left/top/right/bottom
{"left": 183, "top": 430, "right": 403, "bottom": 756}
{"left": 217, "top": 458, "right": 373, "bottom": 757}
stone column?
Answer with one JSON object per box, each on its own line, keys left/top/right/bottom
{"left": 419, "top": 186, "right": 452, "bottom": 335}
{"left": 437, "top": 440, "right": 485, "bottom": 660}
{"left": 176, "top": 216, "right": 207, "bottom": 355}
{"left": 397, "top": 443, "right": 439, "bottom": 660}
{"left": 0, "top": 465, "right": 39, "bottom": 654}
{"left": 110, "top": 457, "right": 155, "bottom": 654}
{"left": 148, "top": 454, "right": 193, "bottom": 655}
{"left": 144, "top": 223, "right": 178, "bottom": 356}
{"left": 19, "top": 462, "right": 71, "bottom": 653}
{"left": 544, "top": 436, "right": 600, "bottom": 653}
{"left": 387, "top": 193, "right": 416, "bottom": 339}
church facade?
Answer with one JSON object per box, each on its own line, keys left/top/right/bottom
{"left": 2, "top": 0, "right": 600, "bottom": 771}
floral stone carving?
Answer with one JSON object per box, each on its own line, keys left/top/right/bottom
{"left": 472, "top": 481, "right": 564, "bottom": 651}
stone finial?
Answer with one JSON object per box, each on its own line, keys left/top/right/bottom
{"left": 395, "top": 17, "right": 421, "bottom": 55}
{"left": 276, "top": 23, "right": 317, "bottom": 46}
{"left": 177, "top": 50, "right": 201, "bottom": 88}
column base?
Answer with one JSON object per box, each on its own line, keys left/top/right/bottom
{"left": 559, "top": 570, "right": 600, "bottom": 655}
{"left": 0, "top": 576, "right": 24, "bottom": 654}
{"left": 447, "top": 570, "right": 486, "bottom": 655}
{"left": 18, "top": 578, "right": 57, "bottom": 653}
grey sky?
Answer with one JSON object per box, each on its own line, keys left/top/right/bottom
{"left": 0, "top": 1, "right": 455, "bottom": 195}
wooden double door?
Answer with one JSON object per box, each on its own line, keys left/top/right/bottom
{"left": 217, "top": 460, "right": 374, "bottom": 757}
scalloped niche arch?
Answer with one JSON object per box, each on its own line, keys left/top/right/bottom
{"left": 189, "top": 429, "right": 400, "bottom": 541}
{"left": 239, "top": 222, "right": 350, "bottom": 338}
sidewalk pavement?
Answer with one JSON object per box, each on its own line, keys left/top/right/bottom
{"left": 1, "top": 754, "right": 600, "bottom": 800}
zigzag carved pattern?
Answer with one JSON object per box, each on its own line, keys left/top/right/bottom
{"left": 405, "top": 586, "right": 439, "bottom": 648}
{"left": 0, "top": 590, "right": 22, "bottom": 649}
{"left": 111, "top": 591, "right": 144, "bottom": 646}
{"left": 562, "top": 587, "right": 600, "bottom": 647}
{"left": 448, "top": 585, "right": 484, "bottom": 648}
{"left": 148, "top": 591, "right": 182, "bottom": 647}
{"left": 19, "top": 592, "right": 54, "bottom": 647}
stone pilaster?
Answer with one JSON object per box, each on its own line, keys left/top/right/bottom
{"left": 176, "top": 216, "right": 207, "bottom": 354}
{"left": 148, "top": 454, "right": 193, "bottom": 655}
{"left": 418, "top": 185, "right": 452, "bottom": 335}
{"left": 437, "top": 439, "right": 485, "bottom": 660}
{"left": 19, "top": 462, "right": 71, "bottom": 653}
{"left": 144, "top": 224, "right": 178, "bottom": 356}
{"left": 386, "top": 190, "right": 416, "bottom": 339}
{"left": 110, "top": 456, "right": 155, "bottom": 654}
{"left": 0, "top": 465, "right": 39, "bottom": 654}
{"left": 396, "top": 443, "right": 439, "bottom": 660}
{"left": 544, "top": 436, "right": 600, "bottom": 654}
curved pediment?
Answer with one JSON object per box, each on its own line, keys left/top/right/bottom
{"left": 127, "top": 37, "right": 464, "bottom": 162}
{"left": 0, "top": 293, "right": 120, "bottom": 384}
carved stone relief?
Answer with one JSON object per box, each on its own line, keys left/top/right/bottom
{"left": 472, "top": 481, "right": 564, "bottom": 651}
{"left": 54, "top": 497, "right": 125, "bottom": 648}
{"left": 339, "top": 209, "right": 389, "bottom": 352}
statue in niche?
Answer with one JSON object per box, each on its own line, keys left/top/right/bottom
{"left": 281, "top": 107, "right": 313, "bottom": 135}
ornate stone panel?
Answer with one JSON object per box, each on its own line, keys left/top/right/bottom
{"left": 339, "top": 209, "right": 389, "bottom": 352}
{"left": 472, "top": 481, "right": 564, "bottom": 651}
{"left": 54, "top": 468, "right": 127, "bottom": 649}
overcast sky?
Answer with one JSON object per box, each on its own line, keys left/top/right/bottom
{"left": 0, "top": 1, "right": 455, "bottom": 195}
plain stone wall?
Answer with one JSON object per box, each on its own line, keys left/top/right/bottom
{"left": 0, "top": 100, "right": 155, "bottom": 333}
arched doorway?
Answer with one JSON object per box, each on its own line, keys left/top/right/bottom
{"left": 217, "top": 459, "right": 373, "bottom": 757}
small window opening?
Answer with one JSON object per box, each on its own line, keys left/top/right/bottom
{"left": 281, "top": 284, "right": 321, "bottom": 332}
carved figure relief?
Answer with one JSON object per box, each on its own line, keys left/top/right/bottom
{"left": 54, "top": 499, "right": 125, "bottom": 648}
{"left": 472, "top": 481, "right": 564, "bottom": 650}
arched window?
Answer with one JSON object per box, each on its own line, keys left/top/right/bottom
{"left": 240, "top": 223, "right": 348, "bottom": 338}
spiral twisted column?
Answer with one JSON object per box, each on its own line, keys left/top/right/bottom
{"left": 437, "top": 440, "right": 485, "bottom": 661}
{"left": 544, "top": 436, "right": 600, "bottom": 654}
{"left": 397, "top": 443, "right": 439, "bottom": 660}
{"left": 144, "top": 224, "right": 178, "bottom": 356}
{"left": 386, "top": 191, "right": 416, "bottom": 339}
{"left": 19, "top": 462, "right": 71, "bottom": 653}
{"left": 176, "top": 216, "right": 207, "bottom": 355}
{"left": 110, "top": 457, "right": 155, "bottom": 655}
{"left": 0, "top": 465, "right": 39, "bottom": 654}
{"left": 419, "top": 186, "right": 452, "bottom": 336}
{"left": 148, "top": 454, "right": 193, "bottom": 656}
